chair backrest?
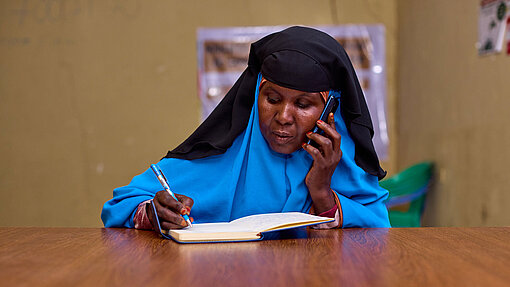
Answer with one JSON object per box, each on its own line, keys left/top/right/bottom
{"left": 379, "top": 162, "right": 434, "bottom": 227}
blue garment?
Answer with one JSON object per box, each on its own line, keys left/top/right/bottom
{"left": 101, "top": 74, "right": 390, "bottom": 228}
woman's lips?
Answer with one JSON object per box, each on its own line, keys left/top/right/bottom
{"left": 272, "top": 131, "right": 294, "bottom": 144}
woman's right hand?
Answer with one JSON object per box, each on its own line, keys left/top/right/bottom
{"left": 146, "top": 190, "right": 194, "bottom": 230}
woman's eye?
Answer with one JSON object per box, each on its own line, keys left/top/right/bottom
{"left": 296, "top": 102, "right": 310, "bottom": 109}
{"left": 267, "top": 97, "right": 279, "bottom": 104}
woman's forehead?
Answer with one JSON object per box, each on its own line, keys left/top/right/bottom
{"left": 261, "top": 80, "right": 326, "bottom": 102}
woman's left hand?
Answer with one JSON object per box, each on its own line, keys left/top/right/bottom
{"left": 302, "top": 112, "right": 342, "bottom": 213}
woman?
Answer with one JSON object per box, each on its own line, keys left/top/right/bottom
{"left": 101, "top": 26, "right": 390, "bottom": 230}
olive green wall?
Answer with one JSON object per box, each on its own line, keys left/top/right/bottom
{"left": 0, "top": 1, "right": 398, "bottom": 227}
{"left": 398, "top": 0, "right": 510, "bottom": 226}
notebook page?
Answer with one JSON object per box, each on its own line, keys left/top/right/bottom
{"left": 228, "top": 212, "right": 329, "bottom": 232}
{"left": 170, "top": 222, "right": 255, "bottom": 235}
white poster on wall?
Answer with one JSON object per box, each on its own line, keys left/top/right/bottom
{"left": 196, "top": 25, "right": 389, "bottom": 160}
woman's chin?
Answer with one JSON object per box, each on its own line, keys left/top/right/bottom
{"left": 268, "top": 141, "right": 300, "bottom": 154}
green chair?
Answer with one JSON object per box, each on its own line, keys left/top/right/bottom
{"left": 379, "top": 162, "right": 434, "bottom": 227}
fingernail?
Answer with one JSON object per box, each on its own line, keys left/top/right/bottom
{"left": 317, "top": 120, "right": 324, "bottom": 125}
{"left": 302, "top": 143, "right": 307, "bottom": 148}
{"left": 181, "top": 219, "right": 187, "bottom": 226}
{"left": 306, "top": 131, "right": 312, "bottom": 136}
{"left": 190, "top": 217, "right": 194, "bottom": 223}
{"left": 180, "top": 208, "right": 187, "bottom": 215}
{"left": 185, "top": 206, "right": 191, "bottom": 214}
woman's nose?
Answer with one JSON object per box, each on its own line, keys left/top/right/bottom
{"left": 274, "top": 104, "right": 294, "bottom": 125}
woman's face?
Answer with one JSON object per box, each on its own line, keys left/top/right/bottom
{"left": 258, "top": 81, "right": 325, "bottom": 154}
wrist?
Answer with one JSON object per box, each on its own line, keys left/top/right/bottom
{"left": 308, "top": 187, "right": 335, "bottom": 214}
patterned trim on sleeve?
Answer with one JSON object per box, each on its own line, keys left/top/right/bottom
{"left": 331, "top": 189, "right": 343, "bottom": 228}
{"left": 311, "top": 208, "right": 340, "bottom": 229}
{"left": 133, "top": 199, "right": 153, "bottom": 230}
{"left": 310, "top": 189, "right": 343, "bottom": 229}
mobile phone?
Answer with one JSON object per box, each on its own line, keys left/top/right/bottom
{"left": 306, "top": 94, "right": 339, "bottom": 148}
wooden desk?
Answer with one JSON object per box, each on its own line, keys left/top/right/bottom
{"left": 1, "top": 227, "right": 509, "bottom": 286}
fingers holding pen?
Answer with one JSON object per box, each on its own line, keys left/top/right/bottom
{"left": 153, "top": 190, "right": 193, "bottom": 228}
{"left": 159, "top": 214, "right": 194, "bottom": 230}
{"left": 156, "top": 190, "right": 193, "bottom": 215}
{"left": 176, "top": 193, "right": 194, "bottom": 214}
{"left": 155, "top": 190, "right": 185, "bottom": 215}
{"left": 149, "top": 164, "right": 193, "bottom": 229}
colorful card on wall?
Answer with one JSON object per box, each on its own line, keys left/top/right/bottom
{"left": 506, "top": 16, "right": 510, "bottom": 54}
{"left": 478, "top": 0, "right": 509, "bottom": 55}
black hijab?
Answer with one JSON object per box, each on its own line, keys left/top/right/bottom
{"left": 165, "top": 26, "right": 386, "bottom": 180}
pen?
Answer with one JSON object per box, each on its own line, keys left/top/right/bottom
{"left": 150, "top": 164, "right": 193, "bottom": 228}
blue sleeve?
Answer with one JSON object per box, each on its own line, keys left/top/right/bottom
{"left": 101, "top": 168, "right": 161, "bottom": 228}
{"left": 333, "top": 177, "right": 391, "bottom": 228}
{"left": 336, "top": 192, "right": 391, "bottom": 228}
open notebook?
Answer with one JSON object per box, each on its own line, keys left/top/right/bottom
{"left": 149, "top": 201, "right": 333, "bottom": 243}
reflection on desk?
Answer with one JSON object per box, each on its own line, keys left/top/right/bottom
{"left": 1, "top": 227, "right": 509, "bottom": 286}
